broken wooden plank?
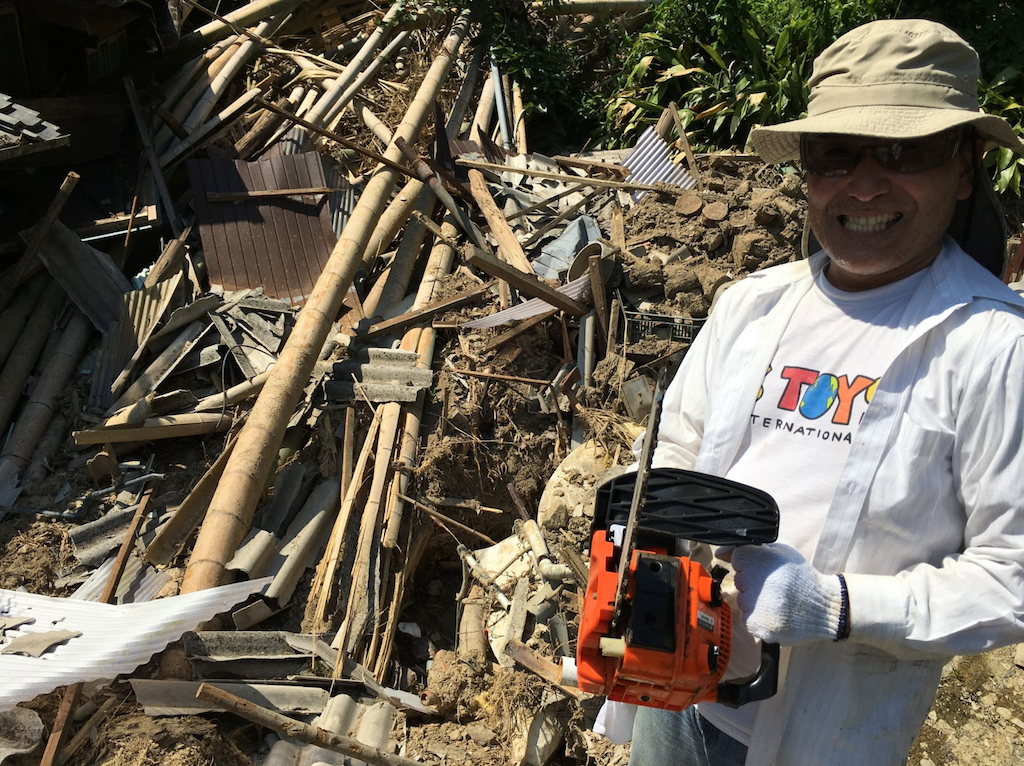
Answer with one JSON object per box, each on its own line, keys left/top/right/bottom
{"left": 465, "top": 248, "right": 588, "bottom": 317}
{"left": 468, "top": 169, "right": 535, "bottom": 274}
{"left": 456, "top": 157, "right": 680, "bottom": 194}
{"left": 502, "top": 639, "right": 581, "bottom": 699}
{"left": 479, "top": 309, "right": 557, "bottom": 354}
{"left": 553, "top": 155, "right": 629, "bottom": 179}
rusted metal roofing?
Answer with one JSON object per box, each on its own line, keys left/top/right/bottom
{"left": 188, "top": 153, "right": 338, "bottom": 307}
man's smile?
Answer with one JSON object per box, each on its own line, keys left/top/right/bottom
{"left": 837, "top": 213, "right": 903, "bottom": 232}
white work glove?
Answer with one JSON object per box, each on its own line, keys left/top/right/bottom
{"left": 731, "top": 543, "right": 845, "bottom": 646}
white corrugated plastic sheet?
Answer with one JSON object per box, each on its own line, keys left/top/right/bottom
{"left": 621, "top": 125, "right": 698, "bottom": 200}
{"left": 0, "top": 578, "right": 271, "bottom": 711}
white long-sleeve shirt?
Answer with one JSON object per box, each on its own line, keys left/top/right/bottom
{"left": 651, "top": 239, "right": 1024, "bottom": 766}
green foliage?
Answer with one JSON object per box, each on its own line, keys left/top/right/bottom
{"left": 604, "top": 0, "right": 888, "bottom": 151}
{"left": 980, "top": 69, "right": 1024, "bottom": 196}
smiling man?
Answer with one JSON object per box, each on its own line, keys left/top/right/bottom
{"left": 622, "top": 18, "right": 1024, "bottom": 766}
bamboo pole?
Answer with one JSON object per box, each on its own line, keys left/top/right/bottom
{"left": 0, "top": 272, "right": 47, "bottom": 370}
{"left": 73, "top": 413, "right": 233, "bottom": 446}
{"left": 180, "top": 10, "right": 473, "bottom": 596}
{"left": 0, "top": 283, "right": 65, "bottom": 440}
{"left": 297, "top": 2, "right": 406, "bottom": 143}
{"left": 0, "top": 310, "right": 92, "bottom": 503}
{"left": 164, "top": 18, "right": 280, "bottom": 158}
{"left": 512, "top": 79, "right": 528, "bottom": 154}
{"left": 354, "top": 98, "right": 394, "bottom": 147}
{"left": 160, "top": 86, "right": 264, "bottom": 169}
{"left": 469, "top": 74, "right": 495, "bottom": 145}
{"left": 154, "top": 39, "right": 241, "bottom": 155}
{"left": 20, "top": 413, "right": 66, "bottom": 492}
{"left": 178, "top": 0, "right": 305, "bottom": 53}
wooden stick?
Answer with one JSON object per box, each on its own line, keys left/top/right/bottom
{"left": 396, "top": 493, "right": 497, "bottom": 545}
{"left": 206, "top": 187, "right": 343, "bottom": 202}
{"left": 253, "top": 96, "right": 414, "bottom": 180}
{"left": 553, "top": 155, "right": 629, "bottom": 179}
{"left": 362, "top": 281, "right": 494, "bottom": 339}
{"left": 520, "top": 188, "right": 600, "bottom": 249}
{"left": 456, "top": 157, "right": 682, "bottom": 194}
{"left": 57, "top": 696, "right": 117, "bottom": 766}
{"left": 449, "top": 368, "right": 552, "bottom": 387}
{"left": 479, "top": 309, "right": 556, "bottom": 354}
{"left": 124, "top": 76, "right": 182, "bottom": 236}
{"left": 196, "top": 683, "right": 437, "bottom": 766}
{"left": 0, "top": 172, "right": 79, "bottom": 314}
{"left": 503, "top": 182, "right": 590, "bottom": 223}
{"left": 669, "top": 101, "right": 704, "bottom": 193}
{"left": 465, "top": 248, "right": 588, "bottom": 317}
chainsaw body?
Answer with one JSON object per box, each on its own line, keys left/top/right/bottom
{"left": 576, "top": 468, "right": 781, "bottom": 711}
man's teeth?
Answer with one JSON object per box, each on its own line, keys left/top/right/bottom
{"left": 840, "top": 213, "right": 901, "bottom": 232}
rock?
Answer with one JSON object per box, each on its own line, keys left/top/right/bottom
{"left": 996, "top": 706, "right": 1013, "bottom": 720}
{"left": 466, "top": 723, "right": 497, "bottom": 746}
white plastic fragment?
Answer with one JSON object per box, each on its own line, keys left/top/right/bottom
{"left": 0, "top": 577, "right": 271, "bottom": 711}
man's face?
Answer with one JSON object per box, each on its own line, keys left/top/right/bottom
{"left": 805, "top": 136, "right": 975, "bottom": 291}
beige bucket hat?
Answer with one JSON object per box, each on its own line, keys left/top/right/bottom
{"left": 749, "top": 19, "right": 1024, "bottom": 163}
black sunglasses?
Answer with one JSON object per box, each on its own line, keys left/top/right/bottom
{"left": 800, "top": 128, "right": 970, "bottom": 177}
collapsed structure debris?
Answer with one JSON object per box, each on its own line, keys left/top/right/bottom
{"left": 4, "top": 2, "right": 1020, "bottom": 766}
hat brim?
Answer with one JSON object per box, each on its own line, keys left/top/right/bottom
{"left": 750, "top": 105, "right": 1024, "bottom": 163}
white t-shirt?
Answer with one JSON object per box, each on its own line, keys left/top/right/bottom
{"left": 699, "top": 264, "right": 927, "bottom": 744}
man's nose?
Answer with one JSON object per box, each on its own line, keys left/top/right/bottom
{"left": 845, "top": 151, "right": 891, "bottom": 201}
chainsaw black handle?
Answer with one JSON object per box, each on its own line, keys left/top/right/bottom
{"left": 714, "top": 641, "right": 780, "bottom": 708}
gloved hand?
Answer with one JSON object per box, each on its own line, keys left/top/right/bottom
{"left": 731, "top": 543, "right": 844, "bottom": 646}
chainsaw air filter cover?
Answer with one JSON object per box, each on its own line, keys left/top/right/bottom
{"left": 594, "top": 468, "right": 780, "bottom": 546}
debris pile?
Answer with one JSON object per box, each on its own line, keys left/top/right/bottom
{"left": 0, "top": 2, "right": 825, "bottom": 765}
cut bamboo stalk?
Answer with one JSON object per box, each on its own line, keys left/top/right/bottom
{"left": 160, "top": 86, "right": 264, "bottom": 170}
{"left": 298, "top": 2, "right": 406, "bottom": 138}
{"left": 457, "top": 157, "right": 679, "bottom": 193}
{"left": 0, "top": 283, "right": 66, "bottom": 440}
{"left": 165, "top": 18, "right": 279, "bottom": 158}
{"left": 0, "top": 310, "right": 92, "bottom": 503}
{"left": 178, "top": 0, "right": 304, "bottom": 53}
{"left": 362, "top": 179, "right": 423, "bottom": 267}
{"left": 309, "top": 411, "right": 381, "bottom": 633}
{"left": 73, "top": 413, "right": 233, "bottom": 446}
{"left": 154, "top": 39, "right": 241, "bottom": 154}
{"left": 315, "top": 29, "right": 413, "bottom": 142}
{"left": 194, "top": 369, "right": 273, "bottom": 412}
{"left": 180, "top": 10, "right": 472, "bottom": 596}
{"left": 354, "top": 98, "right": 394, "bottom": 147}
{"left": 0, "top": 272, "right": 48, "bottom": 370}
{"left": 512, "top": 79, "right": 527, "bottom": 155}
{"left": 469, "top": 74, "right": 495, "bottom": 145}
{"left": 468, "top": 169, "right": 535, "bottom": 273}
{"left": 144, "top": 223, "right": 194, "bottom": 289}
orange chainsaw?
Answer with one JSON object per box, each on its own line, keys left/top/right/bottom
{"left": 574, "top": 375, "right": 780, "bottom": 711}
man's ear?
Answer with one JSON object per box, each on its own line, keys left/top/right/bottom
{"left": 955, "top": 140, "right": 982, "bottom": 201}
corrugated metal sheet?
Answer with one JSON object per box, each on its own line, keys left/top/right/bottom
{"left": 188, "top": 153, "right": 338, "bottom": 307}
{"left": 0, "top": 93, "right": 69, "bottom": 161}
{"left": 321, "top": 156, "right": 358, "bottom": 239}
{"left": 621, "top": 125, "right": 697, "bottom": 200}
{"left": 0, "top": 578, "right": 271, "bottom": 712}
{"left": 89, "top": 274, "right": 183, "bottom": 408}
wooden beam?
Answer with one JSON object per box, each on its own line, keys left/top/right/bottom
{"left": 553, "top": 155, "right": 629, "bottom": 179}
{"left": 465, "top": 248, "right": 588, "bottom": 317}
{"left": 480, "top": 309, "right": 556, "bottom": 354}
